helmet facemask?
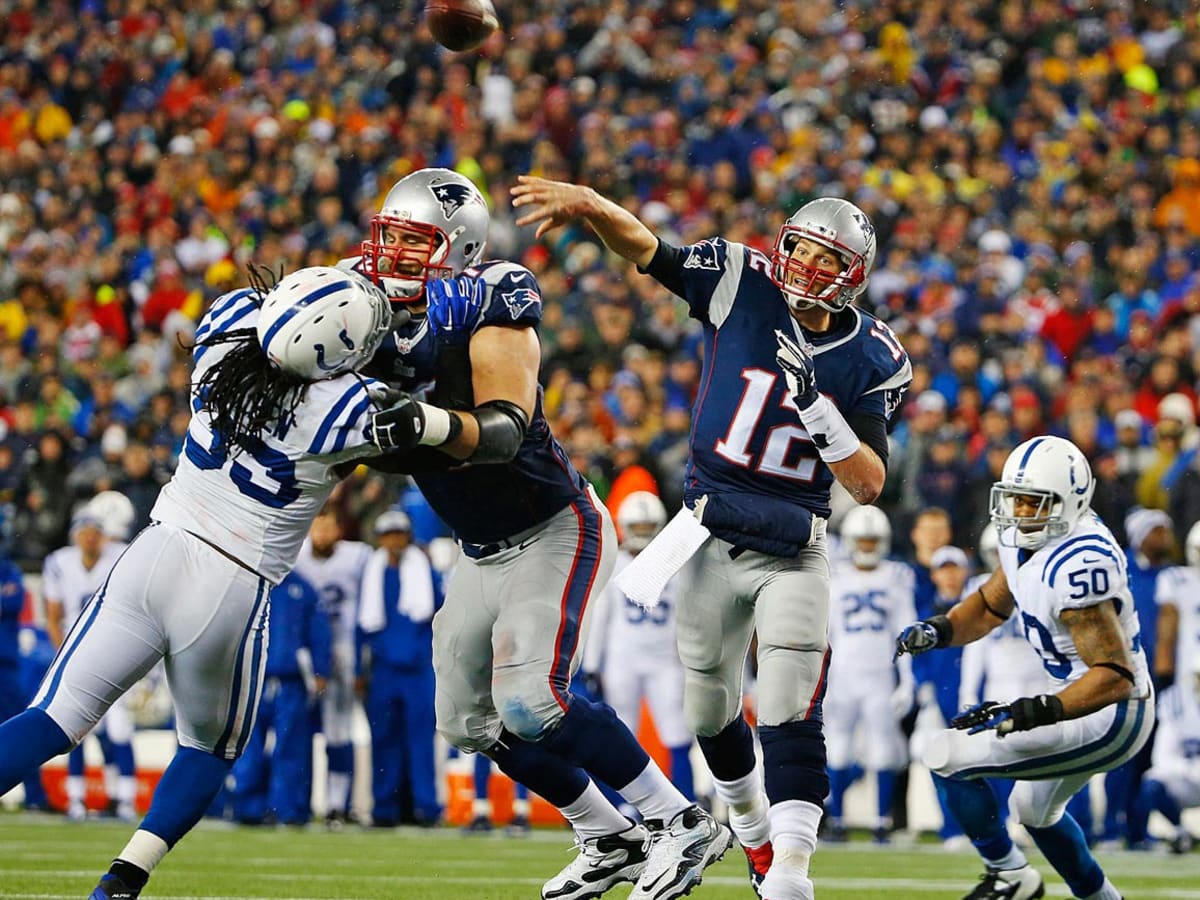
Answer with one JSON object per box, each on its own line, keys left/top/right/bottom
{"left": 771, "top": 227, "right": 866, "bottom": 313}
{"left": 850, "top": 537, "right": 886, "bottom": 569}
{"left": 990, "top": 485, "right": 1070, "bottom": 550}
{"left": 361, "top": 216, "right": 453, "bottom": 303}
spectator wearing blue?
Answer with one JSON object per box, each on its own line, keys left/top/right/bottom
{"left": 0, "top": 555, "right": 45, "bottom": 808}
{"left": 230, "top": 571, "right": 331, "bottom": 826}
{"left": 1098, "top": 507, "right": 1175, "bottom": 847}
{"left": 358, "top": 510, "right": 441, "bottom": 827}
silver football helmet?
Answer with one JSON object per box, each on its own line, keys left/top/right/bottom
{"left": 360, "top": 168, "right": 489, "bottom": 303}
{"left": 977, "top": 525, "right": 1000, "bottom": 572}
{"left": 771, "top": 197, "right": 877, "bottom": 313}
{"left": 617, "top": 491, "right": 667, "bottom": 552}
{"left": 839, "top": 504, "right": 891, "bottom": 568}
{"left": 1185, "top": 520, "right": 1200, "bottom": 568}
{"left": 990, "top": 436, "right": 1095, "bottom": 550}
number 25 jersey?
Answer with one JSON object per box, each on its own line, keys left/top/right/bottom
{"left": 997, "top": 512, "right": 1151, "bottom": 698}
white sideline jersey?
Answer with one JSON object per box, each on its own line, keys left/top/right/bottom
{"left": 294, "top": 539, "right": 372, "bottom": 645}
{"left": 959, "top": 572, "right": 1048, "bottom": 709}
{"left": 1155, "top": 564, "right": 1200, "bottom": 668}
{"left": 583, "top": 549, "right": 681, "bottom": 672}
{"left": 42, "top": 542, "right": 127, "bottom": 623}
{"left": 827, "top": 558, "right": 916, "bottom": 680}
{"left": 151, "top": 288, "right": 385, "bottom": 584}
{"left": 998, "top": 511, "right": 1151, "bottom": 698}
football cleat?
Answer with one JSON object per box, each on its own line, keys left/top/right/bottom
{"left": 758, "top": 862, "right": 815, "bottom": 900}
{"left": 1169, "top": 831, "right": 1195, "bottom": 854}
{"left": 462, "top": 814, "right": 494, "bottom": 834}
{"left": 506, "top": 813, "right": 532, "bottom": 836}
{"left": 629, "top": 805, "right": 733, "bottom": 900}
{"left": 962, "top": 865, "right": 1045, "bottom": 900}
{"left": 743, "top": 841, "right": 774, "bottom": 898}
{"left": 541, "top": 822, "right": 650, "bottom": 900}
{"left": 89, "top": 873, "right": 140, "bottom": 900}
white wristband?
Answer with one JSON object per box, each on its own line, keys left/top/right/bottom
{"left": 797, "top": 394, "right": 861, "bottom": 464}
{"left": 417, "top": 402, "right": 453, "bottom": 446}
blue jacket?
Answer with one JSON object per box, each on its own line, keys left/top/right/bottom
{"left": 0, "top": 559, "right": 25, "bottom": 667}
{"left": 359, "top": 557, "right": 442, "bottom": 671}
{"left": 1124, "top": 548, "right": 1163, "bottom": 664}
{"left": 266, "top": 572, "right": 332, "bottom": 680}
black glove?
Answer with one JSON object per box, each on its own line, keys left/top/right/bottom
{"left": 894, "top": 615, "right": 952, "bottom": 659}
{"left": 952, "top": 695, "right": 1063, "bottom": 737}
{"left": 951, "top": 700, "right": 1009, "bottom": 734}
{"left": 366, "top": 392, "right": 427, "bottom": 453}
{"left": 775, "top": 329, "right": 819, "bottom": 411}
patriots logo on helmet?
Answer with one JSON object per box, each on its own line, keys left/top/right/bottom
{"left": 429, "top": 181, "right": 477, "bottom": 220}
{"left": 683, "top": 240, "right": 721, "bottom": 271}
{"left": 501, "top": 286, "right": 541, "bottom": 319}
{"left": 852, "top": 212, "right": 876, "bottom": 245}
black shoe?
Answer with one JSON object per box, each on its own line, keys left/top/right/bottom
{"left": 506, "top": 814, "right": 532, "bottom": 836}
{"left": 963, "top": 865, "right": 1045, "bottom": 900}
{"left": 463, "top": 814, "right": 494, "bottom": 833}
{"left": 89, "top": 873, "right": 140, "bottom": 899}
{"left": 1169, "top": 832, "right": 1195, "bottom": 854}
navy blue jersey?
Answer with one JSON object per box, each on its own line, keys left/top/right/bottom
{"left": 360, "top": 259, "right": 585, "bottom": 544}
{"left": 655, "top": 238, "right": 911, "bottom": 520}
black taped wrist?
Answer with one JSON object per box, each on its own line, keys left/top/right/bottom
{"left": 926, "top": 614, "right": 953, "bottom": 648}
{"left": 1010, "top": 694, "right": 1064, "bottom": 731}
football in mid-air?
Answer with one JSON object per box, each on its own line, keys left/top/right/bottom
{"left": 425, "top": 0, "right": 500, "bottom": 52}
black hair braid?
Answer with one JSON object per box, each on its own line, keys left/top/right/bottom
{"left": 191, "top": 263, "right": 309, "bottom": 456}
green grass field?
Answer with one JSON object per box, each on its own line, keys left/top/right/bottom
{"left": 3, "top": 814, "right": 1200, "bottom": 899}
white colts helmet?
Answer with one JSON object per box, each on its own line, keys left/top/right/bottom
{"left": 361, "top": 168, "right": 489, "bottom": 302}
{"left": 1185, "top": 520, "right": 1200, "bottom": 568}
{"left": 977, "top": 524, "right": 1000, "bottom": 573}
{"left": 839, "top": 504, "right": 892, "bottom": 568}
{"left": 617, "top": 491, "right": 667, "bottom": 552}
{"left": 256, "top": 266, "right": 392, "bottom": 380}
{"left": 990, "top": 435, "right": 1095, "bottom": 550}
{"left": 771, "top": 197, "right": 877, "bottom": 314}
{"left": 87, "top": 490, "right": 136, "bottom": 541}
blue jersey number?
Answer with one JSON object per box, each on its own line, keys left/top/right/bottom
{"left": 624, "top": 594, "right": 670, "bottom": 626}
{"left": 319, "top": 584, "right": 347, "bottom": 625}
{"left": 1019, "top": 611, "right": 1072, "bottom": 680}
{"left": 1066, "top": 567, "right": 1109, "bottom": 600}
{"left": 184, "top": 429, "right": 301, "bottom": 509}
{"left": 841, "top": 590, "right": 889, "bottom": 632}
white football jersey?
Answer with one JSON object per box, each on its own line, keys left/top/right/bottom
{"left": 294, "top": 538, "right": 372, "bottom": 645}
{"left": 1155, "top": 564, "right": 1200, "bottom": 672}
{"left": 583, "top": 549, "right": 680, "bottom": 672}
{"left": 959, "top": 572, "right": 1048, "bottom": 708}
{"left": 998, "top": 511, "right": 1150, "bottom": 697}
{"left": 42, "top": 542, "right": 127, "bottom": 624}
{"left": 827, "top": 558, "right": 916, "bottom": 680}
{"left": 152, "top": 288, "right": 385, "bottom": 583}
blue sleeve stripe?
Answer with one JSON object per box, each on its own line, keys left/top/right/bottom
{"left": 1047, "top": 543, "right": 1121, "bottom": 587}
{"left": 1041, "top": 532, "right": 1118, "bottom": 581}
{"left": 196, "top": 289, "right": 255, "bottom": 339}
{"left": 330, "top": 395, "right": 374, "bottom": 454}
{"left": 259, "top": 279, "right": 351, "bottom": 349}
{"left": 308, "top": 381, "right": 368, "bottom": 454}
{"left": 194, "top": 294, "right": 258, "bottom": 364}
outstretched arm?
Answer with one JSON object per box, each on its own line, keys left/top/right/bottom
{"left": 896, "top": 567, "right": 1014, "bottom": 658}
{"left": 511, "top": 176, "right": 658, "bottom": 267}
{"left": 1057, "top": 600, "right": 1137, "bottom": 718}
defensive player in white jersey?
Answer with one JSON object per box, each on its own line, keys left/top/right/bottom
{"left": 898, "top": 436, "right": 1153, "bottom": 900}
{"left": 42, "top": 508, "right": 136, "bottom": 822}
{"left": 293, "top": 507, "right": 372, "bottom": 826}
{"left": 824, "top": 505, "right": 916, "bottom": 843}
{"left": 0, "top": 266, "right": 397, "bottom": 900}
{"left": 1153, "top": 520, "right": 1200, "bottom": 720}
{"left": 582, "top": 492, "right": 696, "bottom": 802}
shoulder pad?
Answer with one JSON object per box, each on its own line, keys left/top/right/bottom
{"left": 476, "top": 261, "right": 543, "bottom": 328}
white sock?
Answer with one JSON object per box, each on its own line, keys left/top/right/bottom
{"left": 713, "top": 769, "right": 770, "bottom": 848}
{"left": 769, "top": 800, "right": 823, "bottom": 878}
{"left": 118, "top": 830, "right": 169, "bottom": 874}
{"left": 560, "top": 781, "right": 636, "bottom": 840}
{"left": 617, "top": 760, "right": 689, "bottom": 824}
{"left": 67, "top": 775, "right": 85, "bottom": 805}
{"left": 1083, "top": 878, "right": 1122, "bottom": 900}
{"left": 988, "top": 845, "right": 1028, "bottom": 871}
{"left": 117, "top": 776, "right": 136, "bottom": 806}
{"left": 513, "top": 797, "right": 530, "bottom": 817}
{"left": 472, "top": 797, "right": 492, "bottom": 817}
{"left": 327, "top": 772, "right": 351, "bottom": 812}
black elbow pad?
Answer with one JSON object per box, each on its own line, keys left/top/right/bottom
{"left": 469, "top": 399, "right": 528, "bottom": 464}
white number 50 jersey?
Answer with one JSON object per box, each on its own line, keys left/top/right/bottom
{"left": 998, "top": 511, "right": 1150, "bottom": 698}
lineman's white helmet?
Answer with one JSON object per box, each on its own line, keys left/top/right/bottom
{"left": 256, "top": 266, "right": 392, "bottom": 380}
{"left": 617, "top": 491, "right": 667, "bottom": 552}
{"left": 990, "top": 436, "right": 1094, "bottom": 550}
{"left": 839, "top": 504, "right": 891, "bottom": 568}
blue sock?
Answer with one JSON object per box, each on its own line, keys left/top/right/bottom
{"left": 668, "top": 745, "right": 695, "bottom": 801}
{"left": 68, "top": 744, "right": 85, "bottom": 777}
{"left": 488, "top": 729, "right": 589, "bottom": 808}
{"left": 515, "top": 782, "right": 529, "bottom": 801}
{"left": 759, "top": 720, "right": 828, "bottom": 806}
{"left": 111, "top": 741, "right": 135, "bottom": 777}
{"left": 827, "top": 767, "right": 854, "bottom": 819}
{"left": 932, "top": 773, "right": 1010, "bottom": 861}
{"left": 473, "top": 752, "right": 491, "bottom": 800}
{"left": 0, "top": 709, "right": 72, "bottom": 794}
{"left": 1026, "top": 814, "right": 1104, "bottom": 897}
{"left": 696, "top": 716, "right": 756, "bottom": 781}
{"left": 876, "top": 770, "right": 897, "bottom": 821}
{"left": 141, "top": 747, "right": 233, "bottom": 848}
{"left": 538, "top": 696, "right": 650, "bottom": 791}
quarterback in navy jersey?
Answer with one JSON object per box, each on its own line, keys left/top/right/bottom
{"left": 513, "top": 176, "right": 910, "bottom": 900}
{"left": 351, "top": 168, "right": 730, "bottom": 900}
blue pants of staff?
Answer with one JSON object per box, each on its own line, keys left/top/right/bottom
{"left": 365, "top": 663, "right": 439, "bottom": 825}
{"left": 0, "top": 662, "right": 49, "bottom": 808}
{"left": 231, "top": 677, "right": 314, "bottom": 825}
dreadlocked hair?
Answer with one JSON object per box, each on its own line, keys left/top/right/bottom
{"left": 192, "top": 263, "right": 309, "bottom": 457}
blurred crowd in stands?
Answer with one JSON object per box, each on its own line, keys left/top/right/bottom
{"left": 3, "top": 0, "right": 1200, "bottom": 566}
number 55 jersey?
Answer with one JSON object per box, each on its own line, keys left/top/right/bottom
{"left": 996, "top": 512, "right": 1152, "bottom": 698}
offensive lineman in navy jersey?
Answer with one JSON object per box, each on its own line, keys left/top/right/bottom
{"left": 512, "top": 176, "right": 911, "bottom": 900}
{"left": 347, "top": 168, "right": 730, "bottom": 900}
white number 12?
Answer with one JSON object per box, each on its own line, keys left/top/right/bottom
{"left": 714, "top": 368, "right": 817, "bottom": 482}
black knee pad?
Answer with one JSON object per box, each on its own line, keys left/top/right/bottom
{"left": 760, "top": 720, "right": 829, "bottom": 806}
